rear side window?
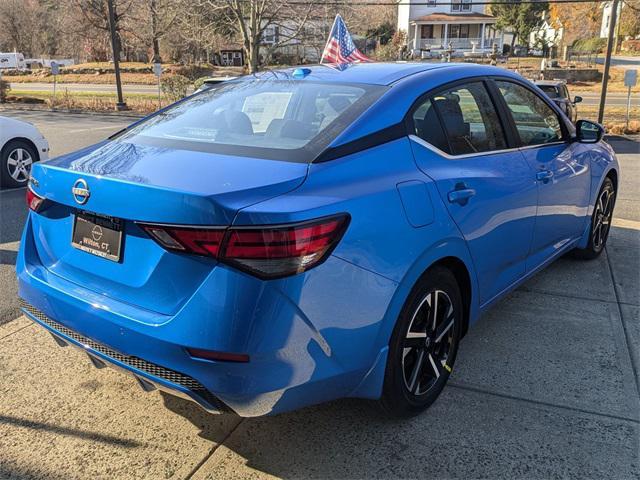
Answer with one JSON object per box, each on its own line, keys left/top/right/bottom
{"left": 496, "top": 80, "right": 564, "bottom": 147}
{"left": 411, "top": 81, "right": 507, "bottom": 155}
{"left": 117, "top": 80, "right": 387, "bottom": 162}
{"left": 539, "top": 85, "right": 560, "bottom": 98}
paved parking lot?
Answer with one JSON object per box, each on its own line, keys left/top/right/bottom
{"left": 0, "top": 109, "right": 638, "bottom": 479}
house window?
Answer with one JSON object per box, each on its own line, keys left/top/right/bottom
{"left": 421, "top": 25, "right": 435, "bottom": 38}
{"left": 449, "top": 24, "right": 470, "bottom": 38}
{"left": 427, "top": 0, "right": 436, "bottom": 6}
{"left": 263, "top": 26, "right": 279, "bottom": 44}
{"left": 451, "top": 0, "right": 471, "bottom": 12}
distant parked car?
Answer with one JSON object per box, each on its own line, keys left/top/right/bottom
{"left": 0, "top": 116, "right": 49, "bottom": 188}
{"left": 195, "top": 76, "right": 236, "bottom": 93}
{"left": 512, "top": 45, "right": 528, "bottom": 57}
{"left": 535, "top": 80, "right": 582, "bottom": 123}
{"left": 0, "top": 52, "right": 26, "bottom": 70}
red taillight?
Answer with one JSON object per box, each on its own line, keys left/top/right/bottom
{"left": 139, "top": 214, "right": 349, "bottom": 279}
{"left": 26, "top": 187, "right": 46, "bottom": 212}
{"left": 223, "top": 218, "right": 347, "bottom": 278}
{"left": 142, "top": 225, "right": 225, "bottom": 257}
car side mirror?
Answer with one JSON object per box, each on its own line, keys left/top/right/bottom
{"left": 573, "top": 96, "right": 582, "bottom": 104}
{"left": 575, "top": 119, "right": 604, "bottom": 144}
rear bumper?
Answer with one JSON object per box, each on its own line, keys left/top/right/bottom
{"left": 19, "top": 299, "right": 229, "bottom": 415}
{"left": 17, "top": 213, "right": 398, "bottom": 416}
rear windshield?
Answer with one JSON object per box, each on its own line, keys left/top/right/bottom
{"left": 116, "top": 79, "right": 387, "bottom": 162}
{"left": 538, "top": 85, "right": 560, "bottom": 98}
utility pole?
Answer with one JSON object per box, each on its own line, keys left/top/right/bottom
{"left": 598, "top": 0, "right": 619, "bottom": 124}
{"left": 107, "top": 0, "right": 127, "bottom": 111}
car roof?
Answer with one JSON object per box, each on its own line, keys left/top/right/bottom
{"left": 250, "top": 62, "right": 461, "bottom": 86}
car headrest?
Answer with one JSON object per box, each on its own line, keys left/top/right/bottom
{"left": 432, "top": 98, "right": 468, "bottom": 138}
{"left": 222, "top": 110, "right": 253, "bottom": 135}
{"left": 421, "top": 104, "right": 449, "bottom": 153}
{"left": 327, "top": 96, "right": 351, "bottom": 113}
{"left": 265, "top": 118, "right": 285, "bottom": 137}
{"left": 265, "top": 119, "right": 314, "bottom": 140}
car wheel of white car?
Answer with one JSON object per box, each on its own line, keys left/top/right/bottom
{"left": 1, "top": 140, "right": 37, "bottom": 188}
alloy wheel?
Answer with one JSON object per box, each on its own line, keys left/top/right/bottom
{"left": 6, "top": 148, "right": 33, "bottom": 183}
{"left": 402, "top": 290, "right": 455, "bottom": 396}
{"left": 592, "top": 185, "right": 615, "bottom": 250}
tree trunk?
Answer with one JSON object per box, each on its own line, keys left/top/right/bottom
{"left": 152, "top": 38, "right": 161, "bottom": 63}
{"left": 247, "top": 41, "right": 258, "bottom": 73}
{"left": 248, "top": 1, "right": 260, "bottom": 73}
{"left": 150, "top": 0, "right": 161, "bottom": 62}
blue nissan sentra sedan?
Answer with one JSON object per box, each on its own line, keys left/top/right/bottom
{"left": 18, "top": 63, "right": 618, "bottom": 417}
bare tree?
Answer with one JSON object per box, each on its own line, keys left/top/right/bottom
{"left": 0, "top": 0, "right": 39, "bottom": 55}
{"left": 134, "top": 0, "right": 180, "bottom": 62}
{"left": 203, "top": 0, "right": 315, "bottom": 73}
{"left": 66, "top": 0, "right": 134, "bottom": 61}
{"left": 173, "top": 0, "right": 232, "bottom": 63}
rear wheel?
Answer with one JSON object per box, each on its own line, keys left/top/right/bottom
{"left": 573, "top": 177, "right": 616, "bottom": 260}
{"left": 1, "top": 140, "right": 37, "bottom": 188}
{"left": 380, "top": 267, "right": 463, "bottom": 416}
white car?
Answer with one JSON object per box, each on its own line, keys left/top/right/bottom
{"left": 0, "top": 116, "right": 49, "bottom": 188}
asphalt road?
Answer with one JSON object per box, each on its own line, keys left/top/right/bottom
{"left": 8, "top": 82, "right": 639, "bottom": 106}
{"left": 0, "top": 109, "right": 638, "bottom": 479}
{"left": 595, "top": 55, "right": 640, "bottom": 70}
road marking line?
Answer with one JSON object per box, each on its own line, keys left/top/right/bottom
{"left": 0, "top": 186, "right": 26, "bottom": 194}
{"left": 67, "top": 125, "right": 127, "bottom": 133}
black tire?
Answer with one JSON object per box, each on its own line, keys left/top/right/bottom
{"left": 573, "top": 177, "right": 616, "bottom": 260}
{"left": 1, "top": 139, "right": 38, "bottom": 189}
{"left": 380, "top": 266, "right": 464, "bottom": 417}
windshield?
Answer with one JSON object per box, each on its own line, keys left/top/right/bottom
{"left": 116, "top": 79, "right": 387, "bottom": 163}
{"left": 538, "top": 85, "right": 560, "bottom": 98}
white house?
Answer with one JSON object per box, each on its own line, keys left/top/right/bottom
{"left": 261, "top": 20, "right": 329, "bottom": 62}
{"left": 600, "top": 1, "right": 623, "bottom": 38}
{"left": 529, "top": 11, "right": 563, "bottom": 51}
{"left": 397, "top": 0, "right": 504, "bottom": 54}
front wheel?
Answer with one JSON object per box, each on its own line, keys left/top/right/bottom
{"left": 573, "top": 177, "right": 616, "bottom": 260}
{"left": 380, "top": 267, "right": 464, "bottom": 416}
{"left": 1, "top": 139, "right": 37, "bottom": 188}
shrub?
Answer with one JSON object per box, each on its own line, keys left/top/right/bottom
{"left": 172, "top": 64, "right": 215, "bottom": 81}
{"left": 374, "top": 30, "right": 407, "bottom": 61}
{"left": 0, "top": 79, "right": 9, "bottom": 103}
{"left": 161, "top": 74, "right": 191, "bottom": 102}
{"left": 572, "top": 37, "right": 607, "bottom": 53}
{"left": 621, "top": 39, "right": 640, "bottom": 53}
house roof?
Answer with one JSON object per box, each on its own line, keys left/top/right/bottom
{"left": 411, "top": 13, "right": 496, "bottom": 23}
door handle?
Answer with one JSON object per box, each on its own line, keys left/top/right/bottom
{"left": 448, "top": 186, "right": 476, "bottom": 206}
{"left": 536, "top": 170, "right": 554, "bottom": 183}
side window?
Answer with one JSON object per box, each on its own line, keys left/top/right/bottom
{"left": 496, "top": 80, "right": 564, "bottom": 147}
{"left": 411, "top": 98, "right": 450, "bottom": 153}
{"left": 411, "top": 81, "right": 507, "bottom": 155}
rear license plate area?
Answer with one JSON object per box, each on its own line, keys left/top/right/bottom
{"left": 71, "top": 211, "right": 123, "bottom": 262}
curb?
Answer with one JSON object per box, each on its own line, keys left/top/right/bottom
{"left": 0, "top": 104, "right": 144, "bottom": 119}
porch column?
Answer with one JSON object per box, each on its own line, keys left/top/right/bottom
{"left": 413, "top": 24, "right": 420, "bottom": 50}
{"left": 443, "top": 23, "right": 449, "bottom": 47}
{"left": 480, "top": 23, "right": 486, "bottom": 49}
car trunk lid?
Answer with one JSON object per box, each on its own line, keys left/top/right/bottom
{"left": 27, "top": 140, "right": 308, "bottom": 316}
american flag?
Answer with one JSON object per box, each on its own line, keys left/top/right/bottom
{"left": 320, "top": 14, "right": 370, "bottom": 65}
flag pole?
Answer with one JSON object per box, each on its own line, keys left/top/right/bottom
{"left": 320, "top": 14, "right": 341, "bottom": 64}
